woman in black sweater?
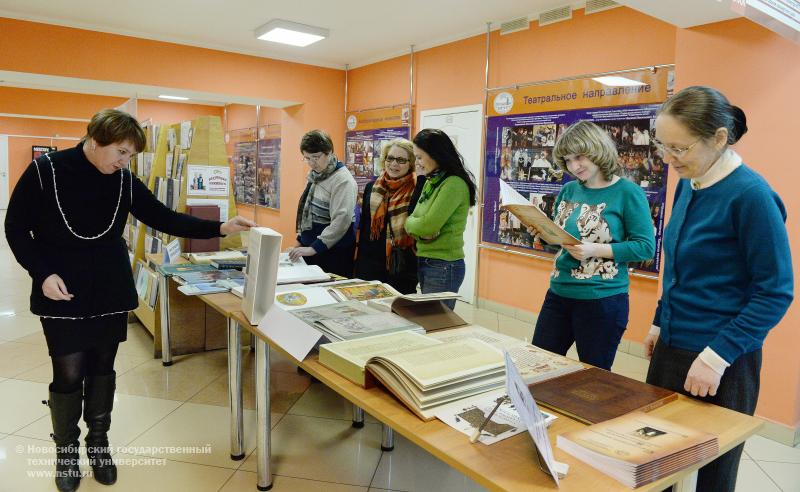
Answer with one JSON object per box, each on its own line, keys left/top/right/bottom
{"left": 4, "top": 109, "right": 254, "bottom": 491}
{"left": 355, "top": 138, "right": 425, "bottom": 293}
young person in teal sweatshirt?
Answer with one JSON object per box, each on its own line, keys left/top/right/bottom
{"left": 405, "top": 129, "right": 476, "bottom": 309}
{"left": 644, "top": 86, "right": 792, "bottom": 492}
{"left": 531, "top": 121, "right": 655, "bottom": 370}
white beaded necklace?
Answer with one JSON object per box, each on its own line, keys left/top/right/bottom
{"left": 45, "top": 153, "right": 124, "bottom": 240}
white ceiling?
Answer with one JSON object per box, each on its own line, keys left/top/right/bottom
{"left": 0, "top": 0, "right": 741, "bottom": 70}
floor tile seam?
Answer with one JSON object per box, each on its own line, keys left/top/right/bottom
{"left": 750, "top": 458, "right": 787, "bottom": 491}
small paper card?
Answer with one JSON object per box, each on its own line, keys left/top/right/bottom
{"left": 163, "top": 238, "right": 182, "bottom": 264}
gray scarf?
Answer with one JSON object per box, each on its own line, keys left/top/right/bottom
{"left": 296, "top": 155, "right": 338, "bottom": 233}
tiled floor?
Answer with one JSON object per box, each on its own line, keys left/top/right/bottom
{"left": 0, "top": 213, "right": 797, "bottom": 491}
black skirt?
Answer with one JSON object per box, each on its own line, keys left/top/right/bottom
{"left": 40, "top": 312, "right": 128, "bottom": 356}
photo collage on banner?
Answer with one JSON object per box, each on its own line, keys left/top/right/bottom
{"left": 345, "top": 106, "right": 411, "bottom": 225}
{"left": 231, "top": 125, "right": 282, "bottom": 209}
{"left": 483, "top": 68, "right": 674, "bottom": 274}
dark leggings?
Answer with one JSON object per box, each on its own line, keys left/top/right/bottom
{"left": 50, "top": 343, "right": 119, "bottom": 393}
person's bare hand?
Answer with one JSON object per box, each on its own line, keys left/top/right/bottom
{"left": 684, "top": 356, "right": 722, "bottom": 397}
{"left": 42, "top": 274, "right": 74, "bottom": 301}
{"left": 220, "top": 216, "right": 257, "bottom": 236}
{"left": 643, "top": 333, "right": 658, "bottom": 360}
{"left": 287, "top": 246, "right": 316, "bottom": 261}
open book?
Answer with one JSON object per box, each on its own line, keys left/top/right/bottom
{"left": 365, "top": 338, "right": 506, "bottom": 420}
{"left": 277, "top": 253, "right": 330, "bottom": 284}
{"left": 290, "top": 301, "right": 424, "bottom": 342}
{"left": 499, "top": 180, "right": 580, "bottom": 245}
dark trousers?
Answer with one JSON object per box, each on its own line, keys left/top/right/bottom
{"left": 305, "top": 244, "right": 355, "bottom": 279}
{"left": 417, "top": 257, "right": 465, "bottom": 310}
{"left": 646, "top": 339, "right": 761, "bottom": 492}
{"left": 531, "top": 289, "right": 628, "bottom": 370}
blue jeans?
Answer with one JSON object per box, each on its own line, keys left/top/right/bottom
{"left": 417, "top": 258, "right": 465, "bottom": 310}
{"left": 531, "top": 289, "right": 628, "bottom": 370}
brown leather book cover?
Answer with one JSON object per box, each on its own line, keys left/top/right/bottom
{"left": 184, "top": 205, "right": 220, "bottom": 253}
{"left": 528, "top": 367, "right": 677, "bottom": 424}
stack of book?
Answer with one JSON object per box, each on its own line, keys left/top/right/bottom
{"left": 290, "top": 300, "right": 424, "bottom": 342}
{"left": 188, "top": 250, "right": 247, "bottom": 264}
{"left": 557, "top": 411, "right": 718, "bottom": 488}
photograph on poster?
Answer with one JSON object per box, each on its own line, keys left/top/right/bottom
{"left": 257, "top": 137, "right": 281, "bottom": 209}
{"left": 483, "top": 104, "right": 669, "bottom": 274}
{"left": 233, "top": 140, "right": 256, "bottom": 204}
{"left": 187, "top": 165, "right": 230, "bottom": 196}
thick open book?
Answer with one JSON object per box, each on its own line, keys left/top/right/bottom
{"left": 499, "top": 180, "right": 580, "bottom": 245}
{"left": 365, "top": 338, "right": 506, "bottom": 421}
{"left": 277, "top": 253, "right": 329, "bottom": 284}
{"left": 557, "top": 411, "right": 718, "bottom": 488}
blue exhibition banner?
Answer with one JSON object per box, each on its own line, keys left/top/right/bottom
{"left": 482, "top": 103, "right": 668, "bottom": 274}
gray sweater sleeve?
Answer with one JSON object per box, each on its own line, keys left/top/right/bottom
{"left": 311, "top": 169, "right": 357, "bottom": 253}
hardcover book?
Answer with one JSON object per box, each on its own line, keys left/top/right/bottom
{"left": 528, "top": 367, "right": 677, "bottom": 424}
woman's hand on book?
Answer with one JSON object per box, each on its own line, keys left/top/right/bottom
{"left": 287, "top": 246, "right": 316, "bottom": 261}
{"left": 684, "top": 357, "right": 722, "bottom": 398}
{"left": 42, "top": 274, "right": 74, "bottom": 301}
{"left": 220, "top": 216, "right": 257, "bottom": 236}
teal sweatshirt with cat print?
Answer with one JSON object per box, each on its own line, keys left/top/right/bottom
{"left": 549, "top": 178, "right": 654, "bottom": 300}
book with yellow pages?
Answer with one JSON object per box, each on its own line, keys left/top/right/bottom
{"left": 499, "top": 179, "right": 580, "bottom": 245}
{"left": 319, "top": 331, "right": 441, "bottom": 386}
{"left": 365, "top": 338, "right": 506, "bottom": 421}
{"left": 557, "top": 411, "right": 718, "bottom": 488}
{"left": 328, "top": 281, "right": 401, "bottom": 302}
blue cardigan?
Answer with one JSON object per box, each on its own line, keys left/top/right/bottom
{"left": 654, "top": 165, "right": 793, "bottom": 364}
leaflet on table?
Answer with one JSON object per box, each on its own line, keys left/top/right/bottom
{"left": 257, "top": 303, "right": 323, "bottom": 362}
{"left": 504, "top": 350, "right": 568, "bottom": 485}
{"left": 177, "top": 282, "right": 231, "bottom": 295}
{"left": 433, "top": 388, "right": 557, "bottom": 445}
{"left": 274, "top": 287, "right": 339, "bottom": 311}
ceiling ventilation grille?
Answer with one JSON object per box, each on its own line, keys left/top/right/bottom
{"left": 585, "top": 0, "right": 620, "bottom": 15}
{"left": 500, "top": 16, "right": 529, "bottom": 35}
{"left": 538, "top": 6, "right": 572, "bottom": 27}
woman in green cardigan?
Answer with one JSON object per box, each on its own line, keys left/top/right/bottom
{"left": 405, "top": 129, "right": 477, "bottom": 309}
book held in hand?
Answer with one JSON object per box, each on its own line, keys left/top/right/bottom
{"left": 557, "top": 411, "right": 718, "bottom": 488}
{"left": 499, "top": 179, "right": 580, "bottom": 245}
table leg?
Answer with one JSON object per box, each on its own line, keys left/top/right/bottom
{"left": 227, "top": 318, "right": 244, "bottom": 460}
{"left": 255, "top": 338, "right": 273, "bottom": 491}
{"left": 158, "top": 273, "right": 172, "bottom": 366}
{"left": 671, "top": 470, "right": 697, "bottom": 492}
{"left": 381, "top": 425, "right": 395, "bottom": 451}
{"left": 352, "top": 405, "right": 365, "bottom": 428}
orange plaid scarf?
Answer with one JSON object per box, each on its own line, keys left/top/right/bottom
{"left": 369, "top": 172, "right": 416, "bottom": 269}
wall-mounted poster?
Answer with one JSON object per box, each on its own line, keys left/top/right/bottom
{"left": 32, "top": 145, "right": 56, "bottom": 160}
{"left": 482, "top": 67, "right": 673, "bottom": 274}
{"left": 232, "top": 131, "right": 257, "bottom": 205}
{"left": 257, "top": 130, "right": 281, "bottom": 209}
{"left": 345, "top": 106, "right": 411, "bottom": 224}
{"left": 187, "top": 165, "right": 230, "bottom": 196}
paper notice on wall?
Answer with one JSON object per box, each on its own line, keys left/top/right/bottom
{"left": 186, "top": 198, "right": 229, "bottom": 222}
{"left": 187, "top": 165, "right": 230, "bottom": 196}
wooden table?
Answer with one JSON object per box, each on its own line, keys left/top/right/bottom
{"left": 192, "top": 292, "right": 762, "bottom": 491}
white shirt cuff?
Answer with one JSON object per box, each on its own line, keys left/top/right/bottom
{"left": 648, "top": 324, "right": 661, "bottom": 336}
{"left": 698, "top": 347, "right": 730, "bottom": 376}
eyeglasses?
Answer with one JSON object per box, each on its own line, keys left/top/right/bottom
{"left": 385, "top": 156, "right": 410, "bottom": 165}
{"left": 652, "top": 137, "right": 702, "bottom": 158}
{"left": 301, "top": 152, "right": 325, "bottom": 163}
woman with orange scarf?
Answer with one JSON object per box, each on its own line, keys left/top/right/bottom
{"left": 355, "top": 138, "right": 425, "bottom": 293}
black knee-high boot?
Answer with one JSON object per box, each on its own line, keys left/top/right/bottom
{"left": 46, "top": 385, "right": 83, "bottom": 492}
{"left": 83, "top": 372, "right": 117, "bottom": 485}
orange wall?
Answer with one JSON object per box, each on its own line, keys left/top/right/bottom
{"left": 0, "top": 17, "right": 346, "bottom": 244}
{"left": 349, "top": 8, "right": 799, "bottom": 429}
{"left": 349, "top": 7, "right": 676, "bottom": 341}
{"left": 674, "top": 18, "right": 800, "bottom": 428}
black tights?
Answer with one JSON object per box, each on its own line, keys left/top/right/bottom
{"left": 50, "top": 343, "right": 119, "bottom": 394}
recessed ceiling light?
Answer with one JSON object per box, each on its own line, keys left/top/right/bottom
{"left": 159, "top": 95, "right": 189, "bottom": 101}
{"left": 591, "top": 76, "right": 647, "bottom": 87}
{"left": 255, "top": 19, "right": 328, "bottom": 47}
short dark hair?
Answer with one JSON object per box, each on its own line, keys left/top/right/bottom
{"left": 300, "top": 129, "right": 334, "bottom": 154}
{"left": 413, "top": 128, "right": 477, "bottom": 206}
{"left": 658, "top": 86, "right": 748, "bottom": 145}
{"left": 84, "top": 109, "right": 146, "bottom": 152}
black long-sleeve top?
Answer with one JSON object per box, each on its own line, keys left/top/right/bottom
{"left": 4, "top": 143, "right": 222, "bottom": 319}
